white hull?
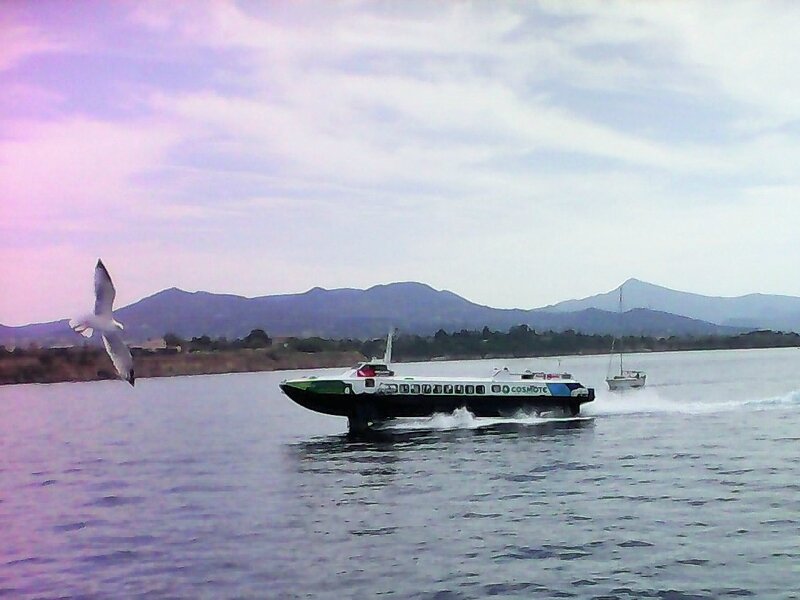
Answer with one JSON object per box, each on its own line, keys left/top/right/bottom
{"left": 606, "top": 374, "right": 646, "bottom": 391}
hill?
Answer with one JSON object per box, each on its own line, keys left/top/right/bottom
{"left": 544, "top": 278, "right": 800, "bottom": 332}
{"left": 0, "top": 282, "right": 740, "bottom": 347}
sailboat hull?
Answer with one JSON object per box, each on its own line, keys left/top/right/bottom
{"left": 606, "top": 374, "right": 646, "bottom": 391}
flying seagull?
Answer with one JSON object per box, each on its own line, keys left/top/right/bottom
{"left": 69, "top": 259, "right": 135, "bottom": 386}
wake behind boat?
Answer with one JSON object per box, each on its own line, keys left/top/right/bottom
{"left": 280, "top": 332, "right": 595, "bottom": 431}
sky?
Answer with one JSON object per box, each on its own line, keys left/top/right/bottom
{"left": 2, "top": 0, "right": 800, "bottom": 326}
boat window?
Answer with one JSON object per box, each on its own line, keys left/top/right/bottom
{"left": 491, "top": 384, "right": 501, "bottom": 393}
{"left": 455, "top": 384, "right": 464, "bottom": 394}
{"left": 502, "top": 385, "right": 510, "bottom": 394}
{"left": 380, "top": 384, "right": 398, "bottom": 393}
{"left": 465, "top": 385, "right": 474, "bottom": 394}
{"left": 422, "top": 384, "right": 432, "bottom": 394}
{"left": 443, "top": 384, "right": 453, "bottom": 394}
{"left": 433, "top": 384, "right": 442, "bottom": 394}
{"left": 365, "top": 378, "right": 375, "bottom": 388}
{"left": 476, "top": 385, "right": 485, "bottom": 394}
{"left": 411, "top": 384, "right": 420, "bottom": 393}
{"left": 400, "top": 384, "right": 409, "bottom": 393}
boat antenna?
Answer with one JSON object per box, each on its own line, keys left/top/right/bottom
{"left": 383, "top": 327, "right": 395, "bottom": 365}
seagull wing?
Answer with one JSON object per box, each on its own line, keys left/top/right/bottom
{"left": 102, "top": 331, "right": 134, "bottom": 386}
{"left": 94, "top": 259, "right": 116, "bottom": 316}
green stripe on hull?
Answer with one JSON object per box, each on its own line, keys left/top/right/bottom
{"left": 283, "top": 380, "right": 350, "bottom": 394}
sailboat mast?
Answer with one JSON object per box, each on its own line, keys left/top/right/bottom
{"left": 618, "top": 286, "right": 623, "bottom": 375}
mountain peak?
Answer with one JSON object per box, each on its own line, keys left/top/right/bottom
{"left": 305, "top": 286, "right": 328, "bottom": 294}
{"left": 621, "top": 277, "right": 653, "bottom": 288}
{"left": 368, "top": 281, "right": 436, "bottom": 291}
{"left": 138, "top": 287, "right": 193, "bottom": 301}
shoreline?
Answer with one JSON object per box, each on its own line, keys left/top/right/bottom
{"left": 1, "top": 344, "right": 798, "bottom": 386}
{"left": 0, "top": 348, "right": 365, "bottom": 386}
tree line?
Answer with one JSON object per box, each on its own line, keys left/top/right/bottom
{"left": 3, "top": 325, "right": 799, "bottom": 364}
{"left": 160, "top": 324, "right": 800, "bottom": 360}
{"left": 389, "top": 325, "right": 800, "bottom": 360}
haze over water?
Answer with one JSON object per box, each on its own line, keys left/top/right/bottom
{"left": 1, "top": 348, "right": 799, "bottom": 599}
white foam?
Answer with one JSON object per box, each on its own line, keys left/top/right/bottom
{"left": 742, "top": 388, "right": 800, "bottom": 409}
{"left": 379, "top": 407, "right": 590, "bottom": 432}
{"left": 372, "top": 389, "right": 800, "bottom": 432}
{"left": 583, "top": 387, "right": 800, "bottom": 417}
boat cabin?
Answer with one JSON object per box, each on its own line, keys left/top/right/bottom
{"left": 354, "top": 361, "right": 394, "bottom": 378}
{"left": 491, "top": 367, "right": 574, "bottom": 381}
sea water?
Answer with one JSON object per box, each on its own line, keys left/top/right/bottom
{"left": 1, "top": 348, "right": 799, "bottom": 599}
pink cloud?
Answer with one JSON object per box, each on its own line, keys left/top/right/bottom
{"left": 0, "top": 117, "right": 183, "bottom": 233}
{"left": 0, "top": 23, "right": 68, "bottom": 72}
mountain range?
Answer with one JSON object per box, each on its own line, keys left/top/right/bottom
{"left": 545, "top": 278, "right": 800, "bottom": 331}
{"left": 3, "top": 278, "right": 799, "bottom": 347}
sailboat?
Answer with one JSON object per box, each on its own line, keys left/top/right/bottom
{"left": 605, "top": 285, "right": 646, "bottom": 391}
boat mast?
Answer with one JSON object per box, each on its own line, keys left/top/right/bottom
{"left": 383, "top": 328, "right": 394, "bottom": 365}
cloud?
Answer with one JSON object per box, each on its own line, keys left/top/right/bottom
{"left": 545, "top": 1, "right": 800, "bottom": 125}
{"left": 4, "top": 0, "right": 800, "bottom": 325}
{"left": 0, "top": 117, "right": 183, "bottom": 235}
{"left": 135, "top": 0, "right": 800, "bottom": 197}
{"left": 0, "top": 23, "right": 68, "bottom": 72}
